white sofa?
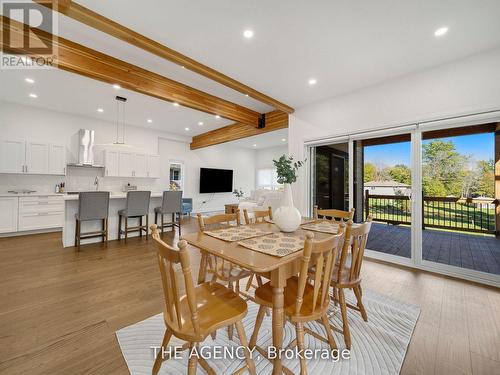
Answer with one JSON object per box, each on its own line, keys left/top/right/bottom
{"left": 238, "top": 189, "right": 282, "bottom": 220}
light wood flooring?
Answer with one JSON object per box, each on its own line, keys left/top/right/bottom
{"left": 0, "top": 217, "right": 499, "bottom": 374}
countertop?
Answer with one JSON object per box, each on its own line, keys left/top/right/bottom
{"left": 0, "top": 192, "right": 164, "bottom": 200}
{"left": 0, "top": 192, "right": 65, "bottom": 197}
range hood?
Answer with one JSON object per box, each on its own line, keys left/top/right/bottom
{"left": 67, "top": 129, "right": 104, "bottom": 168}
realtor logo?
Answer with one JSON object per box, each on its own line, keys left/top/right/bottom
{"left": 1, "top": 0, "right": 58, "bottom": 69}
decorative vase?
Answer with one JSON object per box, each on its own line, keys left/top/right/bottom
{"left": 273, "top": 183, "right": 302, "bottom": 232}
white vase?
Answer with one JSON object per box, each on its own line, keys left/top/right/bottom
{"left": 273, "top": 183, "right": 302, "bottom": 232}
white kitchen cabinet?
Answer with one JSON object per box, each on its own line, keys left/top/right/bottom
{"left": 48, "top": 144, "right": 66, "bottom": 175}
{"left": 0, "top": 139, "right": 25, "bottom": 173}
{"left": 26, "top": 141, "right": 49, "bottom": 174}
{"left": 0, "top": 197, "right": 18, "bottom": 233}
{"left": 103, "top": 150, "right": 119, "bottom": 177}
{"left": 134, "top": 153, "right": 148, "bottom": 177}
{"left": 18, "top": 196, "right": 64, "bottom": 231}
{"left": 147, "top": 154, "right": 161, "bottom": 178}
{"left": 118, "top": 151, "right": 134, "bottom": 177}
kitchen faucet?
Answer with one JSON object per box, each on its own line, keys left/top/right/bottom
{"left": 94, "top": 176, "right": 99, "bottom": 191}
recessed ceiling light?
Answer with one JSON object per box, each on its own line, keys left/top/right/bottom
{"left": 185, "top": 127, "right": 190, "bottom": 131}
{"left": 112, "top": 84, "right": 121, "bottom": 90}
{"left": 215, "top": 115, "right": 221, "bottom": 119}
{"left": 147, "top": 119, "right": 153, "bottom": 123}
{"left": 97, "top": 108, "right": 104, "bottom": 113}
{"left": 252, "top": 144, "right": 257, "bottom": 147}
{"left": 25, "top": 77, "right": 35, "bottom": 84}
{"left": 245, "top": 94, "right": 249, "bottom": 97}
{"left": 198, "top": 121, "right": 204, "bottom": 126}
{"left": 434, "top": 27, "right": 448, "bottom": 37}
{"left": 181, "top": 65, "right": 185, "bottom": 69}
{"left": 308, "top": 78, "right": 317, "bottom": 85}
{"left": 29, "top": 93, "right": 37, "bottom": 98}
{"left": 173, "top": 102, "right": 180, "bottom": 107}
{"left": 243, "top": 29, "right": 254, "bottom": 39}
{"left": 281, "top": 138, "right": 287, "bottom": 142}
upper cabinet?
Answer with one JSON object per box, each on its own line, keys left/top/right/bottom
{"left": 118, "top": 151, "right": 134, "bottom": 177}
{"left": 0, "top": 139, "right": 65, "bottom": 175}
{"left": 134, "top": 153, "right": 148, "bottom": 177}
{"left": 103, "top": 150, "right": 119, "bottom": 177}
{"left": 99, "top": 149, "right": 160, "bottom": 178}
{"left": 148, "top": 154, "right": 161, "bottom": 178}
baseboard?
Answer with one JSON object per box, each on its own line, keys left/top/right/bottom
{"left": 0, "top": 227, "right": 62, "bottom": 238}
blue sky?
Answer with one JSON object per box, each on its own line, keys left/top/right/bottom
{"left": 364, "top": 133, "right": 494, "bottom": 167}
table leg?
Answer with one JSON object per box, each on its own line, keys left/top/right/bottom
{"left": 197, "top": 252, "right": 208, "bottom": 284}
{"left": 272, "top": 286, "right": 284, "bottom": 375}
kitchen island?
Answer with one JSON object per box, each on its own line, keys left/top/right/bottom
{"left": 62, "top": 192, "right": 164, "bottom": 247}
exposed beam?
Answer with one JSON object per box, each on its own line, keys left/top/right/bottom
{"left": 1, "top": 16, "right": 261, "bottom": 127}
{"left": 34, "top": 1, "right": 294, "bottom": 114}
{"left": 190, "top": 110, "right": 288, "bottom": 150}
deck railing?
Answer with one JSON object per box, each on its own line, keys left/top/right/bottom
{"left": 365, "top": 189, "right": 498, "bottom": 234}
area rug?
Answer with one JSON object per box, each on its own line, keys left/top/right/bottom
{"left": 116, "top": 289, "right": 420, "bottom": 374}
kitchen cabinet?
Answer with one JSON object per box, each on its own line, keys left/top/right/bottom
{"left": 0, "top": 139, "right": 65, "bottom": 175}
{"left": 0, "top": 197, "right": 18, "bottom": 233}
{"left": 118, "top": 151, "right": 134, "bottom": 177}
{"left": 147, "top": 154, "right": 161, "bottom": 178}
{"left": 103, "top": 150, "right": 119, "bottom": 177}
{"left": 18, "top": 196, "right": 64, "bottom": 231}
{"left": 0, "top": 139, "right": 25, "bottom": 173}
{"left": 134, "top": 153, "right": 148, "bottom": 177}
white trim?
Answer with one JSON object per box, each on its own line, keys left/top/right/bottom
{"left": 419, "top": 110, "right": 500, "bottom": 131}
{"left": 348, "top": 140, "right": 354, "bottom": 209}
{"left": 349, "top": 124, "right": 417, "bottom": 141}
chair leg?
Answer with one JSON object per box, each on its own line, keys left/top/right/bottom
{"left": 171, "top": 213, "right": 175, "bottom": 232}
{"left": 102, "top": 219, "right": 105, "bottom": 243}
{"left": 295, "top": 322, "right": 308, "bottom": 375}
{"left": 338, "top": 288, "right": 351, "bottom": 349}
{"left": 104, "top": 218, "right": 108, "bottom": 244}
{"left": 145, "top": 214, "right": 149, "bottom": 240}
{"left": 139, "top": 216, "right": 143, "bottom": 237}
{"left": 249, "top": 305, "right": 266, "bottom": 348}
{"left": 227, "top": 281, "right": 234, "bottom": 341}
{"left": 178, "top": 212, "right": 181, "bottom": 236}
{"left": 321, "top": 313, "right": 338, "bottom": 351}
{"left": 245, "top": 274, "right": 254, "bottom": 291}
{"left": 118, "top": 215, "right": 122, "bottom": 240}
{"left": 187, "top": 342, "right": 198, "bottom": 375}
{"left": 197, "top": 253, "right": 208, "bottom": 284}
{"left": 154, "top": 211, "right": 158, "bottom": 225}
{"left": 161, "top": 214, "right": 164, "bottom": 234}
{"left": 74, "top": 219, "right": 78, "bottom": 248}
{"left": 235, "top": 320, "right": 256, "bottom": 375}
{"left": 152, "top": 329, "right": 172, "bottom": 375}
{"left": 124, "top": 217, "right": 128, "bottom": 240}
{"left": 353, "top": 285, "right": 368, "bottom": 321}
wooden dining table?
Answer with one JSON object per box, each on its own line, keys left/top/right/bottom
{"left": 181, "top": 221, "right": 334, "bottom": 375}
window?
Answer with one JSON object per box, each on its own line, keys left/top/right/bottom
{"left": 257, "top": 168, "right": 281, "bottom": 190}
{"left": 169, "top": 162, "right": 184, "bottom": 191}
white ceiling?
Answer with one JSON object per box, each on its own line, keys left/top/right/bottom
{"left": 229, "top": 128, "right": 288, "bottom": 149}
{"left": 73, "top": 0, "right": 500, "bottom": 109}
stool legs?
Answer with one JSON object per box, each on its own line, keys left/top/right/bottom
{"left": 118, "top": 215, "right": 122, "bottom": 240}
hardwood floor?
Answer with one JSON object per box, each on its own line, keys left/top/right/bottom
{"left": 0, "top": 217, "right": 499, "bottom": 374}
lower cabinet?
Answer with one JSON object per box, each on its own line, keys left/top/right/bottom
{"left": 17, "top": 196, "right": 64, "bottom": 232}
{"left": 0, "top": 197, "right": 18, "bottom": 233}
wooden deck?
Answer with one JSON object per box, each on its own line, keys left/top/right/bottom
{"left": 367, "top": 222, "right": 500, "bottom": 275}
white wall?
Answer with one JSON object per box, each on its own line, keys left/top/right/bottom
{"left": 289, "top": 47, "right": 500, "bottom": 213}
{"left": 255, "top": 145, "right": 288, "bottom": 169}
{"left": 159, "top": 138, "right": 256, "bottom": 213}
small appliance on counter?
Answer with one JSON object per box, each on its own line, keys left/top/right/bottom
{"left": 122, "top": 183, "right": 137, "bottom": 192}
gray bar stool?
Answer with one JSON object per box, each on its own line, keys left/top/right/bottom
{"left": 154, "top": 191, "right": 183, "bottom": 235}
{"left": 118, "top": 191, "right": 151, "bottom": 240}
{"left": 75, "top": 191, "right": 110, "bottom": 249}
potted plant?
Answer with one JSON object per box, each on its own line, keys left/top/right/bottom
{"left": 272, "top": 155, "right": 305, "bottom": 232}
{"left": 232, "top": 188, "right": 244, "bottom": 201}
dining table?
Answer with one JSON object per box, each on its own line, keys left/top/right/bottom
{"left": 181, "top": 221, "right": 335, "bottom": 375}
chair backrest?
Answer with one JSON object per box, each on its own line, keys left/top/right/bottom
{"left": 337, "top": 216, "right": 373, "bottom": 282}
{"left": 314, "top": 205, "right": 355, "bottom": 223}
{"left": 243, "top": 206, "right": 273, "bottom": 225}
{"left": 151, "top": 224, "right": 200, "bottom": 335}
{"left": 125, "top": 191, "right": 151, "bottom": 216}
{"left": 197, "top": 211, "right": 241, "bottom": 232}
{"left": 294, "top": 228, "right": 345, "bottom": 317}
{"left": 161, "top": 190, "right": 183, "bottom": 213}
{"left": 78, "top": 191, "right": 110, "bottom": 221}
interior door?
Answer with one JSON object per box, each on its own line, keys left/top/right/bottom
{"left": 331, "top": 155, "right": 345, "bottom": 210}
{"left": 0, "top": 139, "right": 25, "bottom": 173}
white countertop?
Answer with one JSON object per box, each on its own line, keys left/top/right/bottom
{"left": 63, "top": 192, "right": 164, "bottom": 201}
{"left": 0, "top": 192, "right": 64, "bottom": 197}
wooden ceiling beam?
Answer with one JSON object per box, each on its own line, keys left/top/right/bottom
{"left": 190, "top": 110, "right": 288, "bottom": 150}
{"left": 1, "top": 16, "right": 261, "bottom": 127}
{"left": 34, "top": 1, "right": 295, "bottom": 114}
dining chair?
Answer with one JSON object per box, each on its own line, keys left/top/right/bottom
{"left": 313, "top": 205, "right": 355, "bottom": 222}
{"left": 250, "top": 229, "right": 345, "bottom": 375}
{"left": 243, "top": 206, "right": 273, "bottom": 225}
{"left": 151, "top": 225, "right": 256, "bottom": 375}
{"left": 196, "top": 211, "right": 254, "bottom": 340}
{"left": 330, "top": 217, "right": 372, "bottom": 350}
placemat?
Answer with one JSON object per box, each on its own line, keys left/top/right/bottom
{"left": 300, "top": 221, "right": 341, "bottom": 234}
{"left": 238, "top": 233, "right": 304, "bottom": 257}
{"left": 204, "top": 226, "right": 272, "bottom": 242}
{"left": 264, "top": 217, "right": 316, "bottom": 225}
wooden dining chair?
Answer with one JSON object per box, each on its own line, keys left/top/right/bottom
{"left": 151, "top": 225, "right": 256, "bottom": 375}
{"left": 243, "top": 206, "right": 273, "bottom": 225}
{"left": 250, "top": 229, "right": 345, "bottom": 375}
{"left": 196, "top": 211, "right": 254, "bottom": 340}
{"left": 330, "top": 217, "right": 372, "bottom": 350}
{"left": 313, "top": 206, "right": 355, "bottom": 222}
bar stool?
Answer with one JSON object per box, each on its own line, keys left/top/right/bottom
{"left": 74, "top": 191, "right": 110, "bottom": 249}
{"left": 118, "top": 191, "right": 151, "bottom": 240}
{"left": 154, "top": 190, "right": 182, "bottom": 235}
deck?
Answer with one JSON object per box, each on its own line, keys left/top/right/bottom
{"left": 367, "top": 222, "right": 500, "bottom": 275}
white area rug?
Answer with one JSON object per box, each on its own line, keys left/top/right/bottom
{"left": 116, "top": 289, "right": 420, "bottom": 375}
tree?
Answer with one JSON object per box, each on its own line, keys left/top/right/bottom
{"left": 476, "top": 159, "right": 494, "bottom": 197}
{"left": 364, "top": 162, "right": 377, "bottom": 182}
{"left": 387, "top": 164, "right": 411, "bottom": 184}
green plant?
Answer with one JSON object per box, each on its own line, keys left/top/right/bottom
{"left": 232, "top": 188, "right": 244, "bottom": 198}
{"left": 273, "top": 154, "right": 305, "bottom": 184}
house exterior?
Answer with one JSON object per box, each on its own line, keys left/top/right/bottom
{"left": 365, "top": 181, "right": 411, "bottom": 196}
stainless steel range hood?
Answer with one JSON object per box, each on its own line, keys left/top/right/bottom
{"left": 67, "top": 129, "right": 104, "bottom": 168}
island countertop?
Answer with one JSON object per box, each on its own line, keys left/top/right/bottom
{"left": 62, "top": 191, "right": 164, "bottom": 200}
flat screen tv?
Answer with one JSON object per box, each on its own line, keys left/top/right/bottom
{"left": 199, "top": 168, "right": 233, "bottom": 193}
